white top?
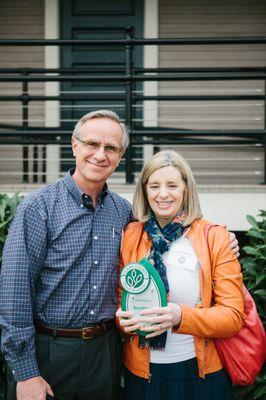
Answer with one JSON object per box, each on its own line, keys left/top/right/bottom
{"left": 150, "top": 235, "right": 200, "bottom": 364}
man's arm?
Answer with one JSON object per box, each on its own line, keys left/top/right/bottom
{"left": 0, "top": 201, "right": 46, "bottom": 382}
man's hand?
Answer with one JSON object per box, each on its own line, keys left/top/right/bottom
{"left": 17, "top": 376, "right": 54, "bottom": 400}
{"left": 221, "top": 225, "right": 240, "bottom": 258}
{"left": 229, "top": 231, "right": 240, "bottom": 258}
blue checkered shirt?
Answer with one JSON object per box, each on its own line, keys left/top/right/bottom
{"left": 0, "top": 171, "right": 132, "bottom": 381}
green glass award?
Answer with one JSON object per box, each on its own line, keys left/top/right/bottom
{"left": 120, "top": 258, "right": 167, "bottom": 336}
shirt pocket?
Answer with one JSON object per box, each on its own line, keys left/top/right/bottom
{"left": 109, "top": 226, "right": 122, "bottom": 265}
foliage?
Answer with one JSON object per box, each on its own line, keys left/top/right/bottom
{"left": 0, "top": 193, "right": 22, "bottom": 267}
{"left": 0, "top": 193, "right": 22, "bottom": 399}
{"left": 234, "top": 210, "right": 266, "bottom": 400}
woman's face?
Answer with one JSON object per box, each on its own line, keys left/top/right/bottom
{"left": 146, "top": 165, "right": 185, "bottom": 227}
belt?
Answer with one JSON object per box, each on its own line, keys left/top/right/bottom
{"left": 35, "top": 320, "right": 115, "bottom": 339}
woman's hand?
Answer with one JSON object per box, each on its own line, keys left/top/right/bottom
{"left": 116, "top": 308, "right": 141, "bottom": 333}
{"left": 138, "top": 303, "right": 182, "bottom": 339}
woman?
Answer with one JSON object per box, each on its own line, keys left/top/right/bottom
{"left": 116, "top": 150, "right": 244, "bottom": 400}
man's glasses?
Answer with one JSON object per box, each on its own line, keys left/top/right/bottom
{"left": 76, "top": 137, "right": 122, "bottom": 155}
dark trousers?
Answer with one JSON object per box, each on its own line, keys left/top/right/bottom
{"left": 6, "top": 328, "right": 121, "bottom": 400}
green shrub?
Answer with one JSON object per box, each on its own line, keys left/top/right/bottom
{"left": 0, "top": 193, "right": 22, "bottom": 399}
{"left": 0, "top": 193, "right": 22, "bottom": 268}
{"left": 234, "top": 210, "right": 266, "bottom": 400}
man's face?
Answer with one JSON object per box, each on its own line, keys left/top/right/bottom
{"left": 72, "top": 117, "right": 123, "bottom": 186}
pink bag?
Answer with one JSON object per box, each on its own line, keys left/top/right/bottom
{"left": 204, "top": 224, "right": 266, "bottom": 386}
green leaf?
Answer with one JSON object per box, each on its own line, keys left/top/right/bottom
{"left": 0, "top": 215, "right": 13, "bottom": 230}
{"left": 247, "top": 214, "right": 260, "bottom": 229}
{"left": 242, "top": 246, "right": 259, "bottom": 256}
{"left": 253, "top": 289, "right": 266, "bottom": 299}
{"left": 259, "top": 210, "right": 266, "bottom": 218}
{"left": 254, "top": 384, "right": 266, "bottom": 399}
{"left": 246, "top": 229, "right": 265, "bottom": 240}
{"left": 256, "top": 275, "right": 266, "bottom": 286}
{"left": 243, "top": 263, "right": 257, "bottom": 276}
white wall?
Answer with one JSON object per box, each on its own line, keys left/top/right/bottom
{"left": 117, "top": 187, "right": 266, "bottom": 230}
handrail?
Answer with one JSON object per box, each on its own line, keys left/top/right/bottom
{"left": 0, "top": 37, "right": 266, "bottom": 45}
{"left": 0, "top": 35, "right": 265, "bottom": 184}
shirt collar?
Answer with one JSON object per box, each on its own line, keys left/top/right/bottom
{"left": 62, "top": 169, "right": 109, "bottom": 206}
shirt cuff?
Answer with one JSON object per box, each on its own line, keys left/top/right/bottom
{"left": 8, "top": 355, "right": 40, "bottom": 382}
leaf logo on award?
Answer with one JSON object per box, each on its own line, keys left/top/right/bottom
{"left": 120, "top": 258, "right": 167, "bottom": 336}
{"left": 120, "top": 263, "right": 150, "bottom": 294}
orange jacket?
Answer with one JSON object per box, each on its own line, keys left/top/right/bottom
{"left": 117, "top": 218, "right": 244, "bottom": 380}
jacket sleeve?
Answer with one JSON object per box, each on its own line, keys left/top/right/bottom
{"left": 0, "top": 201, "right": 47, "bottom": 381}
{"left": 174, "top": 226, "right": 245, "bottom": 338}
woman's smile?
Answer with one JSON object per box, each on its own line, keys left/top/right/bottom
{"left": 146, "top": 166, "right": 185, "bottom": 227}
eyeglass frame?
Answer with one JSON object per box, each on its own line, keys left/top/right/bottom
{"left": 75, "top": 137, "right": 122, "bottom": 156}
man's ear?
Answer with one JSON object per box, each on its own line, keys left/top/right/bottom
{"left": 117, "top": 154, "right": 123, "bottom": 168}
{"left": 72, "top": 135, "right": 78, "bottom": 156}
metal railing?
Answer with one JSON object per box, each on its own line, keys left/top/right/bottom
{"left": 0, "top": 30, "right": 266, "bottom": 184}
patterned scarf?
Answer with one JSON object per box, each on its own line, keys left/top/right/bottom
{"left": 140, "top": 211, "right": 185, "bottom": 350}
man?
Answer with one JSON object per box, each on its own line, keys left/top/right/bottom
{"left": 0, "top": 110, "right": 132, "bottom": 400}
{"left": 0, "top": 110, "right": 239, "bottom": 400}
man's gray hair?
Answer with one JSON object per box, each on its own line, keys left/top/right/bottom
{"left": 73, "top": 110, "right": 129, "bottom": 154}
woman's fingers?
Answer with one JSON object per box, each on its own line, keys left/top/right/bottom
{"left": 116, "top": 308, "right": 133, "bottom": 318}
{"left": 146, "top": 328, "right": 168, "bottom": 339}
{"left": 140, "top": 307, "right": 168, "bottom": 316}
{"left": 123, "top": 323, "right": 141, "bottom": 333}
{"left": 139, "top": 303, "right": 181, "bottom": 329}
{"left": 139, "top": 320, "right": 172, "bottom": 332}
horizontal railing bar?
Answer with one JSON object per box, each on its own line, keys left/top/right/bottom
{"left": 0, "top": 67, "right": 265, "bottom": 74}
{"left": 0, "top": 139, "right": 259, "bottom": 145}
{"left": 132, "top": 139, "right": 259, "bottom": 145}
{"left": 0, "top": 94, "right": 125, "bottom": 101}
{"left": 134, "top": 95, "right": 266, "bottom": 101}
{"left": 135, "top": 67, "right": 266, "bottom": 73}
{"left": 1, "top": 73, "right": 266, "bottom": 82}
{"left": 0, "top": 130, "right": 265, "bottom": 137}
{"left": 0, "top": 94, "right": 265, "bottom": 101}
{"left": 132, "top": 130, "right": 266, "bottom": 136}
{"left": 0, "top": 93, "right": 266, "bottom": 102}
{"left": 0, "top": 37, "right": 266, "bottom": 46}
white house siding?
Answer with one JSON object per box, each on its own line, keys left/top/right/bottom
{"left": 158, "top": 0, "right": 266, "bottom": 184}
{"left": 0, "top": 0, "right": 44, "bottom": 184}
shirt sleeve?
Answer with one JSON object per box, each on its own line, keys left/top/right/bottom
{"left": 0, "top": 200, "right": 47, "bottom": 381}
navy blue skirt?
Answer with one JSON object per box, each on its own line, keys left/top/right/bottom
{"left": 123, "top": 358, "right": 234, "bottom": 400}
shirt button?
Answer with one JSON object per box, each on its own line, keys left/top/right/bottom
{"left": 93, "top": 285, "right": 97, "bottom": 290}
{"left": 94, "top": 260, "right": 98, "bottom": 265}
{"left": 101, "top": 204, "right": 104, "bottom": 208}
{"left": 93, "top": 235, "right": 98, "bottom": 240}
{"left": 90, "top": 310, "right": 94, "bottom": 315}
{"left": 80, "top": 204, "right": 84, "bottom": 208}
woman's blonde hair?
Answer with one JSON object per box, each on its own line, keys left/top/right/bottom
{"left": 133, "top": 150, "right": 202, "bottom": 226}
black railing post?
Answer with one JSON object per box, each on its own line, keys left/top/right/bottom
{"left": 42, "top": 146, "right": 46, "bottom": 183}
{"left": 125, "top": 26, "right": 134, "bottom": 184}
{"left": 22, "top": 70, "right": 29, "bottom": 183}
